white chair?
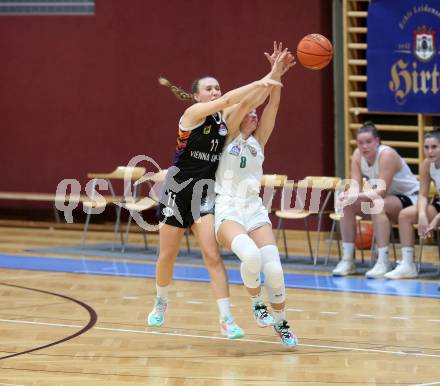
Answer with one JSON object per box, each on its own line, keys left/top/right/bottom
{"left": 121, "top": 169, "right": 192, "bottom": 254}
{"left": 81, "top": 166, "right": 146, "bottom": 250}
{"left": 119, "top": 169, "right": 165, "bottom": 253}
{"left": 275, "top": 176, "right": 340, "bottom": 264}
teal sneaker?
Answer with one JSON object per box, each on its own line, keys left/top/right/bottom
{"left": 253, "top": 302, "right": 275, "bottom": 327}
{"left": 147, "top": 297, "right": 167, "bottom": 327}
{"left": 273, "top": 320, "right": 298, "bottom": 348}
{"left": 220, "top": 316, "right": 245, "bottom": 339}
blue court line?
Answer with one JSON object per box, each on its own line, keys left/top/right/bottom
{"left": 0, "top": 254, "right": 439, "bottom": 299}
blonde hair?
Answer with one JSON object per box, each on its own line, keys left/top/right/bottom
{"left": 158, "top": 75, "right": 218, "bottom": 102}
{"left": 158, "top": 77, "right": 193, "bottom": 101}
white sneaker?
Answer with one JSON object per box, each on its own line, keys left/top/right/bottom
{"left": 384, "top": 262, "right": 417, "bottom": 280}
{"left": 332, "top": 260, "right": 357, "bottom": 276}
{"left": 220, "top": 316, "right": 245, "bottom": 339}
{"left": 365, "top": 260, "right": 393, "bottom": 279}
{"left": 147, "top": 297, "right": 167, "bottom": 327}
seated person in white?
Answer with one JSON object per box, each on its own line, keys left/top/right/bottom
{"left": 390, "top": 128, "right": 440, "bottom": 279}
{"left": 333, "top": 121, "right": 419, "bottom": 278}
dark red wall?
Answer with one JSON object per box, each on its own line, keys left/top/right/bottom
{"left": 0, "top": 0, "right": 334, "bottom": 209}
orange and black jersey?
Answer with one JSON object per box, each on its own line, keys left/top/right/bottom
{"left": 173, "top": 112, "right": 228, "bottom": 182}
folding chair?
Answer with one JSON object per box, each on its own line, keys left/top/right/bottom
{"left": 275, "top": 176, "right": 340, "bottom": 264}
{"left": 121, "top": 169, "right": 191, "bottom": 254}
{"left": 81, "top": 166, "right": 146, "bottom": 250}
{"left": 260, "top": 174, "right": 288, "bottom": 213}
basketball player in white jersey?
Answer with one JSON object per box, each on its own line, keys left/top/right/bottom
{"left": 215, "top": 42, "right": 297, "bottom": 347}
{"left": 333, "top": 121, "right": 420, "bottom": 278}
{"left": 390, "top": 128, "right": 440, "bottom": 279}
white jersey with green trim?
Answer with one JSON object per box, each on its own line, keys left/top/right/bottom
{"left": 215, "top": 133, "right": 264, "bottom": 199}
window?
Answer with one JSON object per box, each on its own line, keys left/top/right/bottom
{"left": 0, "top": 0, "right": 95, "bottom": 15}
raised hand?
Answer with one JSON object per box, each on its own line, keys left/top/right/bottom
{"left": 281, "top": 52, "right": 296, "bottom": 74}
{"left": 273, "top": 54, "right": 296, "bottom": 76}
{"left": 265, "top": 41, "right": 296, "bottom": 76}
{"left": 264, "top": 41, "right": 283, "bottom": 67}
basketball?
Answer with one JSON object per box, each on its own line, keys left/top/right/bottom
{"left": 296, "top": 34, "right": 333, "bottom": 70}
{"left": 355, "top": 222, "right": 373, "bottom": 250}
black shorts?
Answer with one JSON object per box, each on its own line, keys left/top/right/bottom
{"left": 432, "top": 198, "right": 440, "bottom": 213}
{"left": 157, "top": 179, "right": 215, "bottom": 228}
{"left": 394, "top": 194, "right": 414, "bottom": 209}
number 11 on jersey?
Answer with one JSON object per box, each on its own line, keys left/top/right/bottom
{"left": 210, "top": 139, "right": 219, "bottom": 152}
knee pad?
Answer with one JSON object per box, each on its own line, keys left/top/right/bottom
{"left": 231, "top": 234, "right": 262, "bottom": 274}
{"left": 263, "top": 261, "right": 285, "bottom": 289}
{"left": 266, "top": 285, "right": 285, "bottom": 304}
{"left": 260, "top": 245, "right": 285, "bottom": 303}
{"left": 260, "top": 245, "right": 284, "bottom": 288}
{"left": 240, "top": 262, "right": 261, "bottom": 289}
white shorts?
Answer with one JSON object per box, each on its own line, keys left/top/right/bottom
{"left": 215, "top": 194, "right": 271, "bottom": 236}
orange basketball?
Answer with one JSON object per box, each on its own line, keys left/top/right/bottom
{"left": 296, "top": 34, "right": 333, "bottom": 70}
{"left": 355, "top": 223, "right": 373, "bottom": 250}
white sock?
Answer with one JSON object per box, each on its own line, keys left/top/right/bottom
{"left": 250, "top": 292, "right": 263, "bottom": 306}
{"left": 156, "top": 284, "right": 169, "bottom": 301}
{"left": 217, "top": 298, "right": 232, "bottom": 320}
{"left": 273, "top": 308, "right": 286, "bottom": 323}
{"left": 342, "top": 242, "right": 355, "bottom": 261}
{"left": 401, "top": 247, "right": 414, "bottom": 265}
{"left": 377, "top": 246, "right": 389, "bottom": 263}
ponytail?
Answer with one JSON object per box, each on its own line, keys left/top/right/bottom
{"left": 158, "top": 77, "right": 193, "bottom": 102}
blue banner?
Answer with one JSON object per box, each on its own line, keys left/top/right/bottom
{"left": 367, "top": 0, "right": 440, "bottom": 113}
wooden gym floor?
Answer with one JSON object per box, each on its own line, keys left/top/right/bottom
{"left": 0, "top": 223, "right": 439, "bottom": 385}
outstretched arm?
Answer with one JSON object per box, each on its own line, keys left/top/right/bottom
{"left": 223, "top": 88, "right": 272, "bottom": 141}
{"left": 180, "top": 77, "right": 282, "bottom": 128}
{"left": 224, "top": 49, "right": 287, "bottom": 137}
{"left": 225, "top": 43, "right": 294, "bottom": 140}
{"left": 253, "top": 82, "right": 281, "bottom": 146}
{"left": 254, "top": 44, "right": 295, "bottom": 146}
{"left": 223, "top": 41, "right": 285, "bottom": 121}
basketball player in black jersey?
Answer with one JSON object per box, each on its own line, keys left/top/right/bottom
{"left": 147, "top": 55, "right": 283, "bottom": 339}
